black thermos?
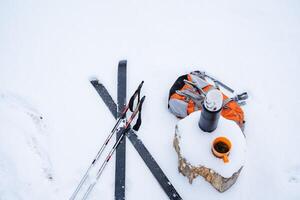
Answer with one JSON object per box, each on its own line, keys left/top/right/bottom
{"left": 198, "top": 89, "right": 223, "bottom": 132}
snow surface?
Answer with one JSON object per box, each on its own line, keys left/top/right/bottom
{"left": 177, "top": 111, "right": 246, "bottom": 178}
{"left": 1, "top": 0, "right": 300, "bottom": 200}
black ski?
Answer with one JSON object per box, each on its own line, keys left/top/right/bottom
{"left": 126, "top": 130, "right": 182, "bottom": 200}
{"left": 90, "top": 73, "right": 182, "bottom": 199}
{"left": 115, "top": 60, "right": 127, "bottom": 200}
{"left": 90, "top": 80, "right": 117, "bottom": 118}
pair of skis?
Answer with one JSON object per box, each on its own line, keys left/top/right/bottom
{"left": 70, "top": 60, "right": 182, "bottom": 200}
{"left": 70, "top": 81, "right": 146, "bottom": 200}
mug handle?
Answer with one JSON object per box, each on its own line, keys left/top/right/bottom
{"left": 223, "top": 155, "right": 229, "bottom": 163}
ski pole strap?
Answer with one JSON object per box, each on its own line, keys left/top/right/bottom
{"left": 129, "top": 81, "right": 144, "bottom": 112}
{"left": 133, "top": 95, "right": 146, "bottom": 131}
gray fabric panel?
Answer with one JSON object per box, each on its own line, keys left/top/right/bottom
{"left": 190, "top": 74, "right": 209, "bottom": 89}
{"left": 168, "top": 98, "right": 188, "bottom": 118}
{"left": 178, "top": 89, "right": 202, "bottom": 100}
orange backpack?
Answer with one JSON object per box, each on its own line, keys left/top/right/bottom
{"left": 168, "top": 71, "right": 247, "bottom": 130}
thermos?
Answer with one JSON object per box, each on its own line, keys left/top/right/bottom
{"left": 198, "top": 89, "right": 223, "bottom": 132}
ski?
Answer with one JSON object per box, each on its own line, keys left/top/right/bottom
{"left": 126, "top": 130, "right": 182, "bottom": 200}
{"left": 115, "top": 60, "right": 127, "bottom": 200}
{"left": 90, "top": 80, "right": 117, "bottom": 118}
{"left": 91, "top": 78, "right": 182, "bottom": 200}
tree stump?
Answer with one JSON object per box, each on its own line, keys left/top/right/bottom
{"left": 173, "top": 111, "right": 246, "bottom": 192}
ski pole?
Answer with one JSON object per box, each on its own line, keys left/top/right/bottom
{"left": 82, "top": 128, "right": 129, "bottom": 200}
{"left": 70, "top": 81, "right": 144, "bottom": 200}
{"left": 69, "top": 109, "right": 126, "bottom": 200}
{"left": 82, "top": 96, "right": 146, "bottom": 200}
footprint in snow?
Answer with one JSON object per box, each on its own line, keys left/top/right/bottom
{"left": 287, "top": 165, "right": 300, "bottom": 184}
{"left": 0, "top": 92, "right": 54, "bottom": 181}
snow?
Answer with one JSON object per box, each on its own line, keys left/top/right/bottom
{"left": 0, "top": 93, "right": 55, "bottom": 199}
{"left": 177, "top": 111, "right": 246, "bottom": 178}
{"left": 0, "top": 0, "right": 300, "bottom": 200}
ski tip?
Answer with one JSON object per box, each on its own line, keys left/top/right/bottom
{"left": 89, "top": 76, "right": 99, "bottom": 83}
{"left": 119, "top": 60, "right": 127, "bottom": 65}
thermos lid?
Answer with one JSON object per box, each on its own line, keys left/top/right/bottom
{"left": 204, "top": 89, "right": 223, "bottom": 112}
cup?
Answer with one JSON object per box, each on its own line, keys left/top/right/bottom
{"left": 212, "top": 137, "right": 232, "bottom": 163}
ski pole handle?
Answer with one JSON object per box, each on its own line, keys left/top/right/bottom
{"left": 126, "top": 95, "right": 146, "bottom": 129}
{"left": 129, "top": 81, "right": 144, "bottom": 111}
{"left": 137, "top": 80, "right": 144, "bottom": 91}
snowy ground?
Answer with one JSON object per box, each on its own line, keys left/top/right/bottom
{"left": 0, "top": 0, "right": 300, "bottom": 199}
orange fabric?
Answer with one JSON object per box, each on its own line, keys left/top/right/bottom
{"left": 221, "top": 100, "right": 244, "bottom": 126}
{"left": 187, "top": 74, "right": 193, "bottom": 81}
{"left": 221, "top": 89, "right": 244, "bottom": 126}
{"left": 170, "top": 92, "right": 186, "bottom": 101}
{"left": 170, "top": 82, "right": 244, "bottom": 126}
{"left": 187, "top": 99, "right": 195, "bottom": 115}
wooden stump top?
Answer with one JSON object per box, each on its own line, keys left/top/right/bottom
{"left": 176, "top": 111, "right": 246, "bottom": 178}
{"left": 174, "top": 110, "right": 246, "bottom": 192}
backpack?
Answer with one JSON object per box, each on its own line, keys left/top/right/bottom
{"left": 168, "top": 71, "right": 247, "bottom": 130}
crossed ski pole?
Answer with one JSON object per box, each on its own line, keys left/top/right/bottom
{"left": 70, "top": 81, "right": 145, "bottom": 200}
{"left": 82, "top": 96, "right": 145, "bottom": 200}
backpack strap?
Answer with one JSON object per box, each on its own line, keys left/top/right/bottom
{"left": 191, "top": 70, "right": 235, "bottom": 93}
{"left": 223, "top": 92, "right": 249, "bottom": 107}
{"left": 176, "top": 89, "right": 203, "bottom": 101}
{"left": 175, "top": 89, "right": 204, "bottom": 110}
{"left": 223, "top": 98, "right": 233, "bottom": 108}
{"left": 183, "top": 79, "right": 207, "bottom": 95}
{"left": 189, "top": 74, "right": 210, "bottom": 90}
{"left": 180, "top": 80, "right": 248, "bottom": 109}
{"left": 168, "top": 74, "right": 188, "bottom": 101}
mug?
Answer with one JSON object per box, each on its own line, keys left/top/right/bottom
{"left": 212, "top": 137, "right": 232, "bottom": 163}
